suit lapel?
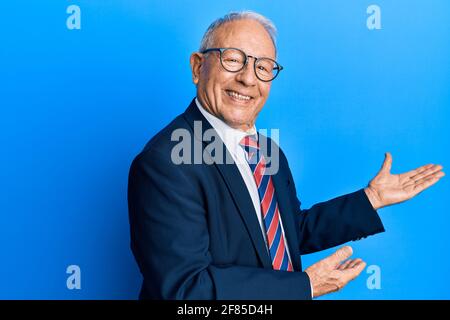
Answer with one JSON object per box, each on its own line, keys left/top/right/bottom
{"left": 213, "top": 160, "right": 273, "bottom": 268}
{"left": 183, "top": 100, "right": 272, "bottom": 268}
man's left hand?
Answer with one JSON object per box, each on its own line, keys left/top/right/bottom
{"left": 364, "top": 152, "right": 445, "bottom": 210}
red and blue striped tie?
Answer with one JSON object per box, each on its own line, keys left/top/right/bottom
{"left": 240, "top": 135, "right": 293, "bottom": 272}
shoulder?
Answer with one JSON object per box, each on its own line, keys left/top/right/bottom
{"left": 131, "top": 112, "right": 193, "bottom": 167}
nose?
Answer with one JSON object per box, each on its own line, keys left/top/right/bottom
{"left": 235, "top": 57, "right": 257, "bottom": 87}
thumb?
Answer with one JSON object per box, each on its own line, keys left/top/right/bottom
{"left": 380, "top": 152, "right": 392, "bottom": 174}
{"left": 328, "top": 246, "right": 353, "bottom": 265}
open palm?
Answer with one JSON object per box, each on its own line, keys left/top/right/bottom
{"left": 366, "top": 153, "right": 445, "bottom": 210}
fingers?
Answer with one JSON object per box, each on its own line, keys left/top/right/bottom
{"left": 413, "top": 173, "right": 445, "bottom": 193}
{"left": 307, "top": 250, "right": 365, "bottom": 297}
{"left": 337, "top": 258, "right": 362, "bottom": 270}
{"left": 405, "top": 168, "right": 445, "bottom": 190}
{"left": 342, "top": 260, "right": 367, "bottom": 281}
{"left": 402, "top": 164, "right": 434, "bottom": 179}
{"left": 348, "top": 258, "right": 363, "bottom": 269}
{"left": 380, "top": 152, "right": 393, "bottom": 174}
{"left": 328, "top": 246, "right": 353, "bottom": 265}
{"left": 337, "top": 259, "right": 353, "bottom": 270}
{"left": 408, "top": 164, "right": 444, "bottom": 183}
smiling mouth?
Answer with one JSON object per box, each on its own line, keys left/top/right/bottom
{"left": 225, "top": 90, "right": 253, "bottom": 102}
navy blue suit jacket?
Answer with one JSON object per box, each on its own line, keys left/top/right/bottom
{"left": 127, "top": 99, "right": 385, "bottom": 300}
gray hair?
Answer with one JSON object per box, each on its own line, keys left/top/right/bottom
{"left": 199, "top": 11, "right": 278, "bottom": 55}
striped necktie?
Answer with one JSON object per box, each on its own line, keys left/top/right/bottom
{"left": 240, "top": 135, "right": 293, "bottom": 272}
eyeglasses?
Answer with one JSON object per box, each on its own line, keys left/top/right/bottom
{"left": 200, "top": 47, "right": 283, "bottom": 82}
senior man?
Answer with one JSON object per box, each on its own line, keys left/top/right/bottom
{"left": 127, "top": 11, "right": 444, "bottom": 299}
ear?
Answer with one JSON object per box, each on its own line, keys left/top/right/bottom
{"left": 190, "top": 52, "right": 203, "bottom": 85}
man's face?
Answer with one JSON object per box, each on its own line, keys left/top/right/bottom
{"left": 191, "top": 19, "right": 276, "bottom": 132}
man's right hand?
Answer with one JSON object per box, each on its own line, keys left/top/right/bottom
{"left": 305, "top": 246, "right": 366, "bottom": 298}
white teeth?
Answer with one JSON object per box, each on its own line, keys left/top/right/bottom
{"left": 227, "top": 90, "right": 251, "bottom": 101}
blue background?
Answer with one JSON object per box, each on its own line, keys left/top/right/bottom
{"left": 1, "top": 0, "right": 448, "bottom": 299}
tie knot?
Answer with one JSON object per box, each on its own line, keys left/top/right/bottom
{"left": 239, "top": 134, "right": 259, "bottom": 162}
{"left": 239, "top": 134, "right": 259, "bottom": 150}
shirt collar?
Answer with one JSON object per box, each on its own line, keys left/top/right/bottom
{"left": 195, "top": 98, "right": 257, "bottom": 155}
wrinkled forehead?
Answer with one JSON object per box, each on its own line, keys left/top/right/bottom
{"left": 211, "top": 20, "right": 276, "bottom": 59}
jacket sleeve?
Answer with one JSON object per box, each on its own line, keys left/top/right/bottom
{"left": 295, "top": 188, "right": 386, "bottom": 254}
{"left": 128, "top": 149, "right": 312, "bottom": 300}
